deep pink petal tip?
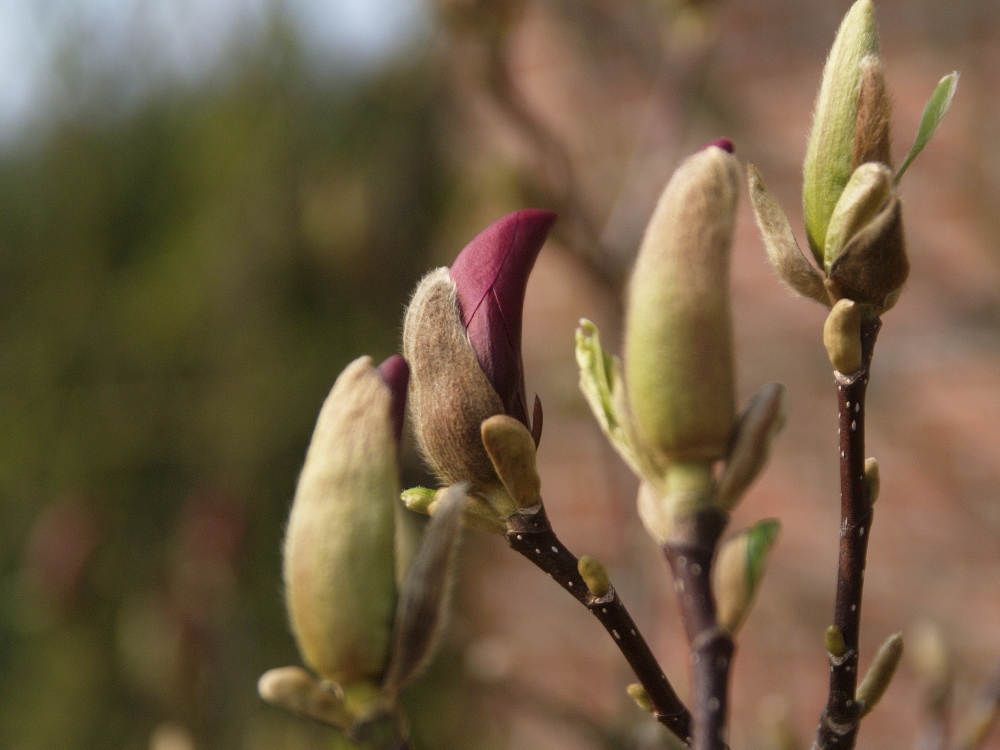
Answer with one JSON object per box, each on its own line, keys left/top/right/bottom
{"left": 377, "top": 354, "right": 409, "bottom": 446}
{"left": 448, "top": 209, "right": 556, "bottom": 427}
{"left": 699, "top": 138, "right": 735, "bottom": 154}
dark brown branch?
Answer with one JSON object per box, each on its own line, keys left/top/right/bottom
{"left": 813, "top": 316, "right": 882, "bottom": 750}
{"left": 505, "top": 501, "right": 693, "bottom": 743}
{"left": 663, "top": 506, "right": 733, "bottom": 750}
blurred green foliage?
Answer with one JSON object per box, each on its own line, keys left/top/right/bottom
{"left": 0, "top": 25, "right": 453, "bottom": 750}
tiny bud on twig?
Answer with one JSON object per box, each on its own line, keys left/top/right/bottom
{"left": 857, "top": 632, "right": 904, "bottom": 716}
{"left": 826, "top": 625, "right": 848, "bottom": 658}
{"left": 577, "top": 555, "right": 611, "bottom": 598}
{"left": 824, "top": 299, "right": 863, "bottom": 374}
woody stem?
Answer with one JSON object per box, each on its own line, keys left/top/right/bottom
{"left": 506, "top": 502, "right": 693, "bottom": 744}
{"left": 813, "top": 316, "right": 881, "bottom": 750}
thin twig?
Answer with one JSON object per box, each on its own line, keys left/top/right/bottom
{"left": 505, "top": 501, "right": 693, "bottom": 743}
{"left": 663, "top": 506, "right": 733, "bottom": 750}
{"left": 813, "top": 316, "right": 882, "bottom": 750}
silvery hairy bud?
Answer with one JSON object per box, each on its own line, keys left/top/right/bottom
{"left": 578, "top": 142, "right": 786, "bottom": 542}
{"left": 750, "top": 0, "right": 958, "bottom": 316}
{"left": 403, "top": 210, "right": 554, "bottom": 511}
{"left": 624, "top": 142, "right": 739, "bottom": 467}
{"left": 283, "top": 355, "right": 405, "bottom": 691}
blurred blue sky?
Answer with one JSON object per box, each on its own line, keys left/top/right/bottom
{"left": 0, "top": 0, "right": 428, "bottom": 139}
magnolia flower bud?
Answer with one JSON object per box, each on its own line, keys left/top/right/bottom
{"left": 283, "top": 356, "right": 401, "bottom": 689}
{"left": 624, "top": 145, "right": 740, "bottom": 465}
{"left": 803, "top": 0, "right": 879, "bottom": 260}
{"left": 403, "top": 210, "right": 554, "bottom": 491}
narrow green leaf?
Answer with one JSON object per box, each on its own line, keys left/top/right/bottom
{"left": 895, "top": 72, "right": 959, "bottom": 182}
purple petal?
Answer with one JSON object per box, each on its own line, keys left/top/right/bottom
{"left": 699, "top": 138, "right": 735, "bottom": 154}
{"left": 449, "top": 209, "right": 556, "bottom": 428}
{"left": 377, "top": 354, "right": 409, "bottom": 446}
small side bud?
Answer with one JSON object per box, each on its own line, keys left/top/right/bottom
{"left": 577, "top": 555, "right": 611, "bottom": 598}
{"left": 481, "top": 415, "right": 541, "bottom": 511}
{"left": 625, "top": 145, "right": 740, "bottom": 465}
{"left": 827, "top": 195, "right": 908, "bottom": 312}
{"left": 823, "top": 162, "right": 893, "bottom": 273}
{"left": 258, "top": 666, "right": 352, "bottom": 729}
{"left": 382, "top": 486, "right": 466, "bottom": 702}
{"left": 401, "top": 487, "right": 436, "bottom": 515}
{"left": 717, "top": 383, "right": 788, "bottom": 510}
{"left": 865, "top": 458, "right": 880, "bottom": 504}
{"left": 826, "top": 625, "right": 848, "bottom": 658}
{"left": 824, "top": 299, "right": 863, "bottom": 374}
{"left": 714, "top": 520, "right": 781, "bottom": 634}
{"left": 426, "top": 485, "right": 505, "bottom": 536}
{"left": 627, "top": 683, "right": 655, "bottom": 713}
{"left": 857, "top": 632, "right": 904, "bottom": 716}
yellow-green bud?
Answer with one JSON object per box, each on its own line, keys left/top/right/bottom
{"left": 577, "top": 555, "right": 610, "bottom": 598}
{"left": 826, "top": 625, "right": 847, "bottom": 658}
{"left": 481, "top": 415, "right": 541, "bottom": 511}
{"left": 627, "top": 683, "right": 654, "bottom": 713}
{"left": 824, "top": 299, "right": 863, "bottom": 374}
{"left": 624, "top": 145, "right": 740, "bottom": 465}
{"left": 284, "top": 356, "right": 398, "bottom": 688}
{"left": 865, "top": 457, "right": 880, "bottom": 504}
{"left": 803, "top": 0, "right": 880, "bottom": 259}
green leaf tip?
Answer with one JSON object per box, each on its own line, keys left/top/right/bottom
{"left": 896, "top": 72, "right": 959, "bottom": 183}
{"left": 745, "top": 519, "right": 781, "bottom": 593}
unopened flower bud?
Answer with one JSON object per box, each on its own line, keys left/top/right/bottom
{"left": 283, "top": 356, "right": 399, "bottom": 688}
{"left": 403, "top": 211, "right": 554, "bottom": 489}
{"left": 624, "top": 145, "right": 740, "bottom": 466}
{"left": 803, "top": 0, "right": 880, "bottom": 259}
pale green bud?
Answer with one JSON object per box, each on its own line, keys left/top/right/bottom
{"left": 824, "top": 162, "right": 893, "bottom": 273}
{"left": 624, "top": 145, "right": 740, "bottom": 465}
{"left": 717, "top": 383, "right": 787, "bottom": 510}
{"left": 713, "top": 519, "right": 780, "bottom": 634}
{"left": 857, "top": 632, "right": 904, "bottom": 716}
{"left": 284, "top": 356, "right": 398, "bottom": 688}
{"left": 257, "top": 666, "right": 353, "bottom": 729}
{"left": 803, "top": 0, "right": 880, "bottom": 260}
